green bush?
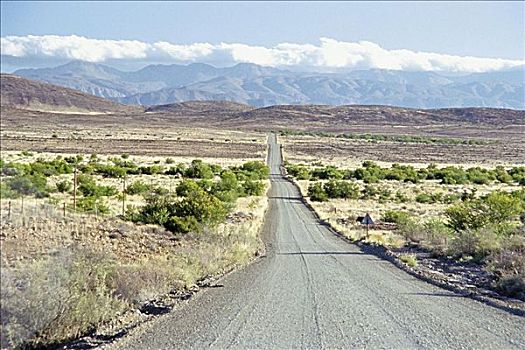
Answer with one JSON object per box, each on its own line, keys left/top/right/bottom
{"left": 56, "top": 180, "right": 72, "bottom": 193}
{"left": 399, "top": 254, "right": 418, "bottom": 267}
{"left": 311, "top": 166, "right": 343, "bottom": 180}
{"left": 446, "top": 191, "right": 522, "bottom": 234}
{"left": 307, "top": 182, "right": 328, "bottom": 202}
{"left": 166, "top": 163, "right": 187, "bottom": 176}
{"left": 382, "top": 210, "right": 412, "bottom": 225}
{"left": 240, "top": 161, "right": 269, "bottom": 180}
{"left": 76, "top": 196, "right": 110, "bottom": 214}
{"left": 6, "top": 174, "right": 49, "bottom": 198}
{"left": 176, "top": 180, "right": 202, "bottom": 197}
{"left": 139, "top": 165, "right": 164, "bottom": 175}
{"left": 77, "top": 175, "right": 118, "bottom": 197}
{"left": 285, "top": 164, "right": 311, "bottom": 180}
{"left": 242, "top": 180, "right": 265, "bottom": 196}
{"left": 131, "top": 180, "right": 230, "bottom": 234}
{"left": 93, "top": 164, "right": 128, "bottom": 178}
{"left": 125, "top": 181, "right": 152, "bottom": 195}
{"left": 323, "top": 180, "right": 359, "bottom": 199}
{"left": 184, "top": 159, "right": 214, "bottom": 179}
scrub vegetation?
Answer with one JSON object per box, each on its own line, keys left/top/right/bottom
{"left": 0, "top": 152, "right": 269, "bottom": 349}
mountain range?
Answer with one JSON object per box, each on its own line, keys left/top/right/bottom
{"left": 13, "top": 61, "right": 525, "bottom": 109}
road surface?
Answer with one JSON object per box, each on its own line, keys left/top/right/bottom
{"left": 114, "top": 134, "right": 524, "bottom": 349}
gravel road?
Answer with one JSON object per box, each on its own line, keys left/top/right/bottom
{"left": 113, "top": 134, "right": 525, "bottom": 350}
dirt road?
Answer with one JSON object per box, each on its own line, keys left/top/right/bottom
{"left": 113, "top": 134, "right": 524, "bottom": 349}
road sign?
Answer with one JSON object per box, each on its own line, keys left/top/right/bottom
{"left": 361, "top": 213, "right": 374, "bottom": 225}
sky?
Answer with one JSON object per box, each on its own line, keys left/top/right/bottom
{"left": 1, "top": 1, "right": 524, "bottom": 72}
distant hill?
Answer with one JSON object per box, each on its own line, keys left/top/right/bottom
{"left": 14, "top": 61, "right": 525, "bottom": 109}
{"left": 146, "top": 101, "right": 254, "bottom": 114}
{"left": 0, "top": 74, "right": 141, "bottom": 113}
{"left": 147, "top": 102, "right": 525, "bottom": 129}
{"left": 2, "top": 73, "right": 523, "bottom": 130}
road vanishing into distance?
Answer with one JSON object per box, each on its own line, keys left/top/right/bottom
{"left": 115, "top": 134, "right": 525, "bottom": 350}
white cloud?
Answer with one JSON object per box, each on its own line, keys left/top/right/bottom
{"left": 1, "top": 35, "right": 523, "bottom": 72}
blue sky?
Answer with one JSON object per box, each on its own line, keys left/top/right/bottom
{"left": 1, "top": 1, "right": 524, "bottom": 72}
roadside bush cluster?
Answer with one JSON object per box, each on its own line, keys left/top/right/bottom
{"left": 383, "top": 190, "right": 525, "bottom": 299}
{"left": 307, "top": 180, "right": 360, "bottom": 201}
{"left": 126, "top": 167, "right": 267, "bottom": 234}
{"left": 1, "top": 157, "right": 78, "bottom": 198}
{"left": 286, "top": 161, "right": 524, "bottom": 185}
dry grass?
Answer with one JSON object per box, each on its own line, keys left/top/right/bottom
{"left": 0, "top": 143, "right": 270, "bottom": 349}
{"left": 281, "top": 134, "right": 524, "bottom": 167}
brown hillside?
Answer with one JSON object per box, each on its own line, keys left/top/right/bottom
{"left": 145, "top": 100, "right": 254, "bottom": 114}
{"left": 0, "top": 74, "right": 141, "bottom": 114}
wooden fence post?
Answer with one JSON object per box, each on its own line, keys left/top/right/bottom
{"left": 122, "top": 175, "right": 127, "bottom": 216}
{"left": 73, "top": 165, "right": 77, "bottom": 212}
{"left": 21, "top": 197, "right": 25, "bottom": 227}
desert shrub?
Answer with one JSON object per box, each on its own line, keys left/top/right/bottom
{"left": 0, "top": 182, "right": 17, "bottom": 199}
{"left": 0, "top": 249, "right": 125, "bottom": 349}
{"left": 361, "top": 185, "right": 379, "bottom": 200}
{"left": 323, "top": 180, "right": 359, "bottom": 199}
{"left": 394, "top": 191, "right": 410, "bottom": 203}
{"left": 77, "top": 176, "right": 118, "bottom": 197}
{"left": 28, "top": 159, "right": 74, "bottom": 177}
{"left": 449, "top": 229, "right": 479, "bottom": 257}
{"left": 361, "top": 175, "right": 378, "bottom": 184}
{"left": 415, "top": 193, "right": 434, "bottom": 204}
{"left": 76, "top": 196, "right": 110, "bottom": 214}
{"left": 125, "top": 180, "right": 152, "bottom": 195}
{"left": 307, "top": 182, "right": 328, "bottom": 202}
{"left": 93, "top": 164, "right": 128, "bottom": 178}
{"left": 487, "top": 234, "right": 525, "bottom": 277}
{"left": 399, "top": 254, "right": 418, "bottom": 267}
{"left": 420, "top": 219, "right": 454, "bottom": 255}
{"left": 242, "top": 180, "right": 265, "bottom": 196}
{"left": 166, "top": 163, "right": 187, "bottom": 176}
{"left": 382, "top": 210, "right": 412, "bottom": 225}
{"left": 285, "top": 164, "right": 310, "bottom": 180}
{"left": 398, "top": 220, "right": 426, "bottom": 243}
{"left": 466, "top": 167, "right": 494, "bottom": 185}
{"left": 446, "top": 191, "right": 522, "bottom": 234}
{"left": 56, "top": 180, "right": 72, "bottom": 193}
{"left": 184, "top": 159, "right": 214, "bottom": 179}
{"left": 211, "top": 171, "right": 242, "bottom": 203}
{"left": 386, "top": 164, "right": 420, "bottom": 183}
{"left": 311, "top": 166, "right": 343, "bottom": 180}
{"left": 165, "top": 157, "right": 175, "bottom": 164}
{"left": 6, "top": 174, "right": 49, "bottom": 198}
{"left": 495, "top": 275, "right": 525, "bottom": 301}
{"left": 434, "top": 166, "right": 468, "bottom": 185}
{"left": 131, "top": 184, "right": 228, "bottom": 234}
{"left": 176, "top": 180, "right": 202, "bottom": 197}
{"left": 509, "top": 167, "right": 525, "bottom": 183}
{"left": 495, "top": 166, "right": 513, "bottom": 184}
{"left": 170, "top": 191, "right": 229, "bottom": 233}
{"left": 239, "top": 161, "right": 269, "bottom": 180}
{"left": 378, "top": 188, "right": 392, "bottom": 202}
{"left": 139, "top": 165, "right": 164, "bottom": 175}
